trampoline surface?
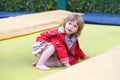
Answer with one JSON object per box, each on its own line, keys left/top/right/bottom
{"left": 0, "top": 10, "right": 120, "bottom": 80}
{"left": 0, "top": 24, "right": 120, "bottom": 80}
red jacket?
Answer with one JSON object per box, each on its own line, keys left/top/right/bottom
{"left": 36, "top": 28, "right": 86, "bottom": 65}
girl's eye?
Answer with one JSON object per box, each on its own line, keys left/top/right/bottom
{"left": 73, "top": 25, "right": 77, "bottom": 28}
{"left": 69, "top": 22, "right": 71, "bottom": 25}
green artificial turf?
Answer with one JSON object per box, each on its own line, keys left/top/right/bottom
{"left": 0, "top": 24, "right": 120, "bottom": 80}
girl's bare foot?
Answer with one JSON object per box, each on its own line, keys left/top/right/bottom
{"left": 36, "top": 65, "right": 50, "bottom": 70}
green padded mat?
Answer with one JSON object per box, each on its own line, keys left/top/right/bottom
{"left": 0, "top": 24, "right": 120, "bottom": 80}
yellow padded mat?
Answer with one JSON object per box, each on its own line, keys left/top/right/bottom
{"left": 0, "top": 10, "right": 83, "bottom": 40}
{"left": 39, "top": 46, "right": 120, "bottom": 80}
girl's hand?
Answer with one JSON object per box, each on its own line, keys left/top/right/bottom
{"left": 64, "top": 62, "right": 71, "bottom": 67}
{"left": 86, "top": 55, "right": 90, "bottom": 59}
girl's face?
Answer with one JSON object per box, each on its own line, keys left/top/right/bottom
{"left": 64, "top": 21, "right": 78, "bottom": 37}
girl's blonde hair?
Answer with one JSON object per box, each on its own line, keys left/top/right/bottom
{"left": 63, "top": 14, "right": 84, "bottom": 37}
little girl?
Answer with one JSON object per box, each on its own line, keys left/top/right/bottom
{"left": 32, "top": 14, "right": 87, "bottom": 70}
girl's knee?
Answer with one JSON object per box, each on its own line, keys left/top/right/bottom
{"left": 48, "top": 44, "right": 55, "bottom": 51}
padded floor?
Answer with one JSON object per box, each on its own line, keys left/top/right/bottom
{"left": 39, "top": 46, "right": 120, "bottom": 80}
{"left": 0, "top": 24, "right": 120, "bottom": 80}
{"left": 0, "top": 10, "right": 72, "bottom": 40}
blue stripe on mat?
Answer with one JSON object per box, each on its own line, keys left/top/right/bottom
{"left": 0, "top": 11, "right": 35, "bottom": 18}
{"left": 82, "top": 13, "right": 120, "bottom": 26}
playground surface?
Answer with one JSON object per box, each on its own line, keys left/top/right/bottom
{"left": 0, "top": 10, "right": 120, "bottom": 80}
{"left": 39, "top": 46, "right": 120, "bottom": 80}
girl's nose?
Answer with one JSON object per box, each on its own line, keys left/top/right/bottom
{"left": 69, "top": 25, "right": 73, "bottom": 29}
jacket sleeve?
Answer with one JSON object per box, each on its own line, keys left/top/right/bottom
{"left": 69, "top": 55, "right": 79, "bottom": 65}
{"left": 76, "top": 40, "right": 86, "bottom": 59}
{"left": 69, "top": 40, "right": 86, "bottom": 65}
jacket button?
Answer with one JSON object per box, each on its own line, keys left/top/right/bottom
{"left": 56, "top": 42, "right": 59, "bottom": 44}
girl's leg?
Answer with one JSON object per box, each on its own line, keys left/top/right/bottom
{"left": 36, "top": 44, "right": 55, "bottom": 70}
{"left": 32, "top": 55, "right": 58, "bottom": 67}
{"left": 44, "top": 56, "right": 58, "bottom": 67}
